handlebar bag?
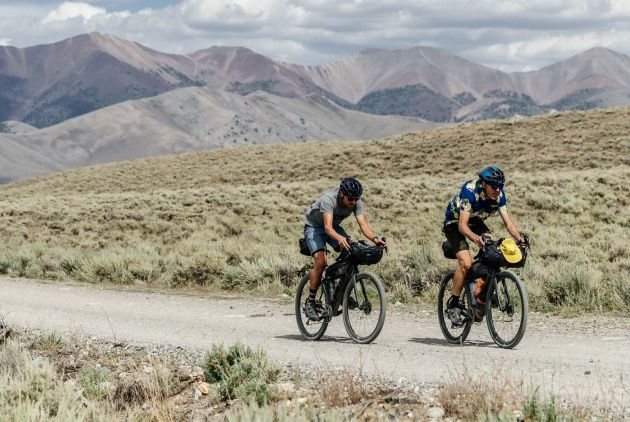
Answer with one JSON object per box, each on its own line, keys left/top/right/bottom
{"left": 349, "top": 241, "right": 383, "bottom": 265}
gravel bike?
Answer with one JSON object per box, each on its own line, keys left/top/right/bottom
{"left": 295, "top": 240, "right": 387, "bottom": 344}
{"left": 438, "top": 236, "right": 530, "bottom": 349}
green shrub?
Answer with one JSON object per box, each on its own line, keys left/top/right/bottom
{"left": 523, "top": 389, "right": 562, "bottom": 422}
{"left": 202, "top": 343, "right": 280, "bottom": 405}
{"left": 77, "top": 367, "right": 110, "bottom": 400}
{"left": 543, "top": 265, "right": 601, "bottom": 309}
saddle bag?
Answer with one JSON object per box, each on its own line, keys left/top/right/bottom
{"left": 442, "top": 241, "right": 457, "bottom": 259}
{"left": 298, "top": 238, "right": 311, "bottom": 256}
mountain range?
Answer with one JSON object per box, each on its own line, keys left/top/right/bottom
{"left": 2, "top": 32, "right": 630, "bottom": 183}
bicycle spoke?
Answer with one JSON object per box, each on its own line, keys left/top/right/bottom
{"left": 438, "top": 271, "right": 473, "bottom": 344}
{"left": 295, "top": 272, "right": 328, "bottom": 340}
{"left": 486, "top": 272, "right": 528, "bottom": 348}
{"left": 343, "top": 272, "right": 386, "bottom": 343}
{"left": 348, "top": 280, "right": 377, "bottom": 335}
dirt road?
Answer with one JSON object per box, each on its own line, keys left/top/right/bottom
{"left": 1, "top": 277, "right": 628, "bottom": 403}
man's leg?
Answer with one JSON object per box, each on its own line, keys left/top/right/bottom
{"left": 444, "top": 224, "right": 472, "bottom": 327}
{"left": 309, "top": 251, "right": 327, "bottom": 291}
{"left": 452, "top": 250, "right": 473, "bottom": 297}
{"left": 443, "top": 250, "right": 471, "bottom": 326}
{"left": 304, "top": 226, "right": 328, "bottom": 320}
{"left": 305, "top": 252, "right": 327, "bottom": 320}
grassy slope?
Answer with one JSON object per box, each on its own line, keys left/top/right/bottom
{"left": 0, "top": 108, "right": 628, "bottom": 313}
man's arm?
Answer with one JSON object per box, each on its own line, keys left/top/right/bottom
{"left": 356, "top": 214, "right": 387, "bottom": 248}
{"left": 323, "top": 212, "right": 350, "bottom": 250}
{"left": 458, "top": 211, "right": 485, "bottom": 247}
{"left": 499, "top": 208, "right": 524, "bottom": 243}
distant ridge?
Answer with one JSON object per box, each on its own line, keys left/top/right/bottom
{"left": 3, "top": 33, "right": 630, "bottom": 127}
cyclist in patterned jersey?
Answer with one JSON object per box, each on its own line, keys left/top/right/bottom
{"left": 443, "top": 166, "right": 526, "bottom": 327}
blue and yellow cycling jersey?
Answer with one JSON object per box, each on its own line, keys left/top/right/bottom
{"left": 444, "top": 179, "right": 507, "bottom": 226}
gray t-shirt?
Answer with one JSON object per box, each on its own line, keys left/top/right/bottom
{"left": 304, "top": 187, "right": 365, "bottom": 227}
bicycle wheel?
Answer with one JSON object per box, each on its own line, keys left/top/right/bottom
{"left": 343, "top": 272, "right": 387, "bottom": 344}
{"left": 295, "top": 272, "right": 328, "bottom": 341}
{"left": 485, "top": 270, "right": 528, "bottom": 349}
{"left": 437, "top": 271, "right": 473, "bottom": 344}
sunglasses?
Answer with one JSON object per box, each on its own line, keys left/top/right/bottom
{"left": 488, "top": 182, "right": 503, "bottom": 190}
{"left": 345, "top": 195, "right": 361, "bottom": 202}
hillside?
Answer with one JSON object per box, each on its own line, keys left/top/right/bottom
{"left": 0, "top": 107, "right": 628, "bottom": 315}
{"left": 0, "top": 86, "right": 433, "bottom": 182}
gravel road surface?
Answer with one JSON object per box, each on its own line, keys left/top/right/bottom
{"left": 1, "top": 277, "right": 628, "bottom": 405}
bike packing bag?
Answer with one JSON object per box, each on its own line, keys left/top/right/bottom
{"left": 441, "top": 241, "right": 457, "bottom": 259}
{"left": 505, "top": 246, "right": 527, "bottom": 268}
{"left": 479, "top": 243, "right": 506, "bottom": 267}
{"left": 298, "top": 238, "right": 311, "bottom": 256}
{"left": 325, "top": 259, "right": 350, "bottom": 279}
{"left": 470, "top": 261, "right": 489, "bottom": 279}
{"left": 349, "top": 241, "right": 383, "bottom": 265}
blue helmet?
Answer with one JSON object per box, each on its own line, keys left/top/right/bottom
{"left": 339, "top": 177, "right": 363, "bottom": 198}
{"left": 479, "top": 166, "right": 505, "bottom": 184}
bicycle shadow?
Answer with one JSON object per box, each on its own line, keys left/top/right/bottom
{"left": 409, "top": 337, "right": 496, "bottom": 348}
{"left": 275, "top": 334, "right": 356, "bottom": 344}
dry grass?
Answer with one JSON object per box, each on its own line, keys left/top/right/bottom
{"left": 1, "top": 324, "right": 624, "bottom": 421}
{"left": 439, "top": 368, "right": 626, "bottom": 421}
{"left": 0, "top": 107, "right": 628, "bottom": 313}
{"left": 319, "top": 370, "right": 375, "bottom": 408}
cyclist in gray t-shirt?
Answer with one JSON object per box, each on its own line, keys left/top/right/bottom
{"left": 302, "top": 177, "right": 387, "bottom": 321}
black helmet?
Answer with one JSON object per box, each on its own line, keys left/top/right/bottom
{"left": 339, "top": 177, "right": 363, "bottom": 198}
{"left": 479, "top": 166, "right": 505, "bottom": 184}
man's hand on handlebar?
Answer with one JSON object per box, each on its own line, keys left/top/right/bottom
{"left": 517, "top": 233, "right": 530, "bottom": 248}
{"left": 373, "top": 236, "right": 388, "bottom": 251}
{"left": 473, "top": 234, "right": 485, "bottom": 248}
{"left": 337, "top": 236, "right": 351, "bottom": 251}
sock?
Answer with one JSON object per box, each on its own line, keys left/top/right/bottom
{"left": 308, "top": 288, "right": 317, "bottom": 302}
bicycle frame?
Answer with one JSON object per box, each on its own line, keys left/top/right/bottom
{"left": 322, "top": 263, "right": 359, "bottom": 318}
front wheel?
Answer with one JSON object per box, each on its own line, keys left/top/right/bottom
{"left": 295, "top": 272, "right": 328, "bottom": 341}
{"left": 485, "top": 270, "right": 528, "bottom": 349}
{"left": 437, "top": 271, "right": 474, "bottom": 344}
{"left": 343, "top": 272, "right": 387, "bottom": 344}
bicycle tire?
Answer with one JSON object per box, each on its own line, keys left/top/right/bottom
{"left": 437, "top": 270, "right": 473, "bottom": 344}
{"left": 295, "top": 272, "right": 328, "bottom": 341}
{"left": 485, "top": 270, "right": 528, "bottom": 349}
{"left": 342, "top": 272, "right": 387, "bottom": 344}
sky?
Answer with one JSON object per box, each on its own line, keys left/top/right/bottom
{"left": 1, "top": 0, "right": 630, "bottom": 71}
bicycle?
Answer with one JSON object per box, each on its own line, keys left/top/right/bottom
{"left": 438, "top": 235, "right": 530, "bottom": 349}
{"left": 295, "top": 240, "right": 387, "bottom": 344}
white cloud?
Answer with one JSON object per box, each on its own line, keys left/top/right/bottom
{"left": 42, "top": 2, "right": 107, "bottom": 24}
{"left": 2, "top": 0, "right": 630, "bottom": 70}
{"left": 0, "top": 38, "right": 11, "bottom": 46}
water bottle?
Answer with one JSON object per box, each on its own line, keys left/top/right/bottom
{"left": 473, "top": 278, "right": 487, "bottom": 321}
{"left": 469, "top": 280, "right": 478, "bottom": 307}
{"left": 474, "top": 278, "right": 487, "bottom": 305}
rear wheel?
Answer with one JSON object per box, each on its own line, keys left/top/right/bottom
{"left": 485, "top": 270, "right": 528, "bottom": 349}
{"left": 295, "top": 272, "right": 328, "bottom": 341}
{"left": 343, "top": 272, "right": 387, "bottom": 344}
{"left": 438, "top": 271, "right": 473, "bottom": 344}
